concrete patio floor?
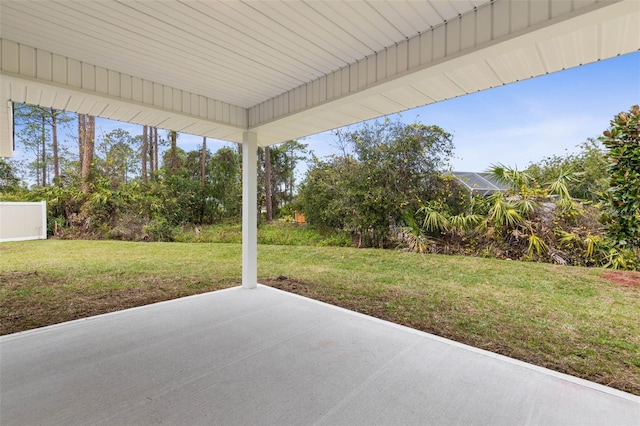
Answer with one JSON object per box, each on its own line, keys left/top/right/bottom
{"left": 1, "top": 285, "right": 638, "bottom": 425}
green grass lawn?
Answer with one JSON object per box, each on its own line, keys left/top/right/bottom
{"left": 174, "top": 222, "right": 353, "bottom": 246}
{"left": 1, "top": 239, "right": 638, "bottom": 395}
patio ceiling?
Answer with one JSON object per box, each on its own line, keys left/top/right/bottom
{"left": 0, "top": 0, "right": 639, "bottom": 155}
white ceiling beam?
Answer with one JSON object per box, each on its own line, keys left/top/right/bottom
{"left": 0, "top": 39, "right": 247, "bottom": 145}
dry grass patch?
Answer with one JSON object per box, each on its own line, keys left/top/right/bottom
{"left": 0, "top": 240, "right": 240, "bottom": 335}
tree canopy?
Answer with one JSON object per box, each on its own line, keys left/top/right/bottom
{"left": 297, "top": 119, "right": 456, "bottom": 247}
{"left": 599, "top": 105, "right": 640, "bottom": 251}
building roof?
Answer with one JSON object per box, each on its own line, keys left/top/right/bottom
{"left": 451, "top": 171, "right": 511, "bottom": 195}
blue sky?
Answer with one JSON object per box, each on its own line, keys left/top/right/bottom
{"left": 13, "top": 51, "right": 640, "bottom": 177}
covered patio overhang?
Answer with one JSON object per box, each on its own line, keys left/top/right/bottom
{"left": 1, "top": 0, "right": 639, "bottom": 289}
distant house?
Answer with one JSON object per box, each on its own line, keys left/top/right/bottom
{"left": 450, "top": 172, "right": 511, "bottom": 197}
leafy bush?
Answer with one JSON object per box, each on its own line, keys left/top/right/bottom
{"left": 143, "top": 217, "right": 179, "bottom": 242}
{"left": 174, "top": 224, "right": 241, "bottom": 244}
{"left": 173, "top": 223, "right": 353, "bottom": 247}
{"left": 315, "top": 233, "right": 353, "bottom": 247}
{"left": 526, "top": 138, "right": 608, "bottom": 202}
{"left": 599, "top": 105, "right": 640, "bottom": 251}
{"left": 297, "top": 119, "right": 456, "bottom": 247}
{"left": 0, "top": 158, "right": 22, "bottom": 191}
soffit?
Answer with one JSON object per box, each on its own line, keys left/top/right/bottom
{"left": 0, "top": 0, "right": 638, "bottom": 149}
{"left": 0, "top": 0, "right": 486, "bottom": 109}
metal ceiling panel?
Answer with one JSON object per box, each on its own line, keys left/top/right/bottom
{"left": 1, "top": 0, "right": 489, "bottom": 109}
{"left": 601, "top": 11, "right": 640, "bottom": 54}
{"left": 1, "top": 0, "right": 638, "bottom": 152}
{"left": 358, "top": 95, "right": 407, "bottom": 116}
{"left": 380, "top": 86, "right": 437, "bottom": 110}
{"left": 257, "top": 1, "right": 373, "bottom": 64}
{"left": 445, "top": 62, "right": 505, "bottom": 93}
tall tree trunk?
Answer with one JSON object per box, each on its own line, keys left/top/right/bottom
{"left": 51, "top": 108, "right": 59, "bottom": 185}
{"left": 80, "top": 115, "right": 95, "bottom": 193}
{"left": 169, "top": 130, "right": 177, "bottom": 172}
{"left": 149, "top": 127, "right": 155, "bottom": 177}
{"left": 141, "top": 125, "right": 148, "bottom": 183}
{"left": 201, "top": 136, "right": 207, "bottom": 187}
{"left": 153, "top": 127, "right": 159, "bottom": 175}
{"left": 41, "top": 115, "right": 47, "bottom": 186}
{"left": 78, "top": 114, "right": 85, "bottom": 173}
{"left": 199, "top": 136, "right": 207, "bottom": 223}
{"left": 265, "top": 146, "right": 273, "bottom": 223}
{"left": 289, "top": 153, "right": 294, "bottom": 203}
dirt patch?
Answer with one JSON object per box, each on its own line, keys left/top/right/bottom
{"left": 2, "top": 270, "right": 43, "bottom": 279}
{"left": 0, "top": 272, "right": 239, "bottom": 336}
{"left": 602, "top": 271, "right": 640, "bottom": 288}
{"left": 267, "top": 276, "right": 317, "bottom": 294}
{"left": 264, "top": 276, "right": 390, "bottom": 319}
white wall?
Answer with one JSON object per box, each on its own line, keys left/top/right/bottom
{"left": 0, "top": 201, "right": 47, "bottom": 242}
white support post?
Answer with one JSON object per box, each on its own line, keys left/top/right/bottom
{"left": 0, "top": 100, "right": 14, "bottom": 158}
{"left": 242, "top": 131, "right": 258, "bottom": 289}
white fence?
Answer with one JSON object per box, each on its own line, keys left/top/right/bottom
{"left": 0, "top": 201, "right": 47, "bottom": 242}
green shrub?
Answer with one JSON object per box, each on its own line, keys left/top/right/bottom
{"left": 173, "top": 222, "right": 353, "bottom": 247}
{"left": 174, "top": 224, "right": 242, "bottom": 244}
{"left": 599, "top": 105, "right": 640, "bottom": 251}
{"left": 316, "top": 233, "right": 354, "bottom": 247}
{"left": 143, "top": 218, "right": 179, "bottom": 242}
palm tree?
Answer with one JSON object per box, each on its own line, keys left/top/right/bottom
{"left": 486, "top": 192, "right": 523, "bottom": 231}
{"left": 417, "top": 202, "right": 449, "bottom": 235}
{"left": 486, "top": 163, "right": 533, "bottom": 195}
{"left": 546, "top": 166, "right": 582, "bottom": 202}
